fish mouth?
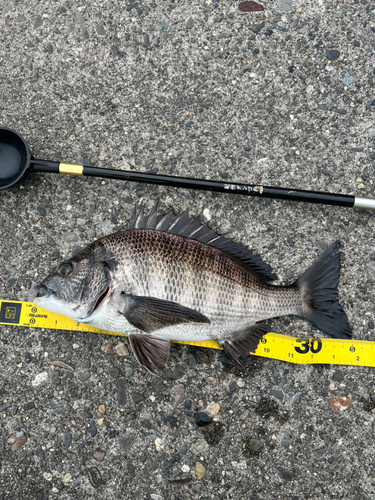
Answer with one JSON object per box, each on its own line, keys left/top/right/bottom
{"left": 27, "top": 285, "right": 52, "bottom": 302}
{"left": 90, "top": 286, "right": 110, "bottom": 315}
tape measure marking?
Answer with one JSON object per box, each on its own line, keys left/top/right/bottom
{"left": 1, "top": 300, "right": 374, "bottom": 367}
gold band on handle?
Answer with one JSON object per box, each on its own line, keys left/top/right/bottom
{"left": 59, "top": 163, "right": 84, "bottom": 176}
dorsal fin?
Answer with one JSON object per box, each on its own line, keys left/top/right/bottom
{"left": 126, "top": 202, "right": 277, "bottom": 282}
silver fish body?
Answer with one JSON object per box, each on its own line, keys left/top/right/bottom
{"left": 30, "top": 204, "right": 351, "bottom": 373}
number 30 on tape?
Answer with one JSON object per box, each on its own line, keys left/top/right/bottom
{"left": 258, "top": 334, "right": 374, "bottom": 367}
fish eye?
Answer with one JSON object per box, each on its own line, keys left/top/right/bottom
{"left": 58, "top": 263, "right": 73, "bottom": 277}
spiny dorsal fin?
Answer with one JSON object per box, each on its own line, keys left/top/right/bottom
{"left": 126, "top": 202, "right": 277, "bottom": 282}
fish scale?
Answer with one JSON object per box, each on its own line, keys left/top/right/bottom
{"left": 96, "top": 230, "right": 303, "bottom": 336}
{"left": 29, "top": 204, "right": 352, "bottom": 373}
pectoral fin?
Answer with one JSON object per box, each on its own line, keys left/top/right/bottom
{"left": 128, "top": 334, "right": 170, "bottom": 374}
{"left": 119, "top": 292, "right": 210, "bottom": 333}
{"left": 219, "top": 323, "right": 268, "bottom": 363}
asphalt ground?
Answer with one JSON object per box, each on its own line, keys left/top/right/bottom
{"left": 1, "top": 1, "right": 375, "bottom": 499}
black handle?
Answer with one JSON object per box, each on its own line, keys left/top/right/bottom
{"left": 30, "top": 160, "right": 60, "bottom": 173}
{"left": 82, "top": 166, "right": 355, "bottom": 208}
{"left": 29, "top": 159, "right": 356, "bottom": 209}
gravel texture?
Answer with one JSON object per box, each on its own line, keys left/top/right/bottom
{"left": 1, "top": 1, "right": 375, "bottom": 499}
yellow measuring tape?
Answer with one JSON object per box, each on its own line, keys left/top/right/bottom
{"left": 1, "top": 300, "right": 374, "bottom": 367}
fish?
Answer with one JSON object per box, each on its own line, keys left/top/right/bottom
{"left": 28, "top": 203, "right": 351, "bottom": 374}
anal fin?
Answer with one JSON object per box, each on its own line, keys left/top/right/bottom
{"left": 219, "top": 323, "right": 268, "bottom": 363}
{"left": 128, "top": 334, "right": 170, "bottom": 375}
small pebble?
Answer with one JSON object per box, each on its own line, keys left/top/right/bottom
{"left": 115, "top": 342, "right": 129, "bottom": 357}
{"left": 329, "top": 397, "right": 350, "bottom": 413}
{"left": 342, "top": 73, "right": 354, "bottom": 86}
{"left": 123, "top": 362, "right": 134, "bottom": 377}
{"left": 165, "top": 415, "right": 177, "bottom": 427}
{"left": 62, "top": 232, "right": 78, "bottom": 243}
{"left": 248, "top": 439, "right": 263, "bottom": 453}
{"left": 276, "top": 0, "right": 292, "bottom": 12}
{"left": 96, "top": 23, "right": 106, "bottom": 36}
{"left": 278, "top": 468, "right": 293, "bottom": 481}
{"left": 184, "top": 400, "right": 191, "bottom": 409}
{"left": 326, "top": 49, "right": 340, "bottom": 61}
{"left": 174, "top": 384, "right": 185, "bottom": 404}
{"left": 32, "top": 371, "right": 48, "bottom": 387}
{"left": 63, "top": 431, "right": 72, "bottom": 448}
{"left": 8, "top": 431, "right": 27, "bottom": 452}
{"left": 63, "top": 473, "right": 71, "bottom": 483}
{"left": 10, "top": 60, "right": 22, "bottom": 70}
{"left": 165, "top": 365, "right": 186, "bottom": 381}
{"left": 206, "top": 402, "right": 220, "bottom": 416}
{"left": 154, "top": 438, "right": 164, "bottom": 451}
{"left": 158, "top": 20, "right": 168, "bottom": 31}
{"left": 333, "top": 371, "right": 344, "bottom": 382}
{"left": 270, "top": 389, "right": 284, "bottom": 400}
{"left": 118, "top": 381, "right": 127, "bottom": 405}
{"left": 79, "top": 371, "right": 90, "bottom": 382}
{"left": 196, "top": 412, "right": 212, "bottom": 427}
{"left": 132, "top": 393, "right": 145, "bottom": 404}
{"left": 290, "top": 392, "right": 302, "bottom": 404}
{"left": 232, "top": 460, "right": 248, "bottom": 469}
{"left": 178, "top": 445, "right": 187, "bottom": 456}
{"left": 43, "top": 472, "right": 52, "bottom": 481}
{"left": 93, "top": 449, "right": 106, "bottom": 461}
{"left": 195, "top": 350, "right": 209, "bottom": 364}
{"left": 195, "top": 462, "right": 206, "bottom": 480}
{"left": 109, "top": 367, "right": 120, "bottom": 379}
{"left": 185, "top": 17, "right": 194, "bottom": 29}
{"left": 190, "top": 439, "right": 209, "bottom": 455}
{"left": 188, "top": 354, "right": 197, "bottom": 369}
{"left": 240, "top": 409, "right": 250, "bottom": 421}
{"left": 98, "top": 404, "right": 106, "bottom": 415}
{"left": 281, "top": 431, "right": 293, "bottom": 448}
{"left": 186, "top": 416, "right": 197, "bottom": 429}
{"left": 97, "top": 220, "right": 111, "bottom": 229}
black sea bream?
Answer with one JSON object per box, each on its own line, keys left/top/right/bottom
{"left": 29, "top": 204, "right": 351, "bottom": 373}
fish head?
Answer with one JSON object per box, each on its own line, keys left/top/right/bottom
{"left": 28, "top": 251, "right": 111, "bottom": 321}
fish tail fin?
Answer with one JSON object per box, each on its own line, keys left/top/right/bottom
{"left": 295, "top": 241, "right": 351, "bottom": 339}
